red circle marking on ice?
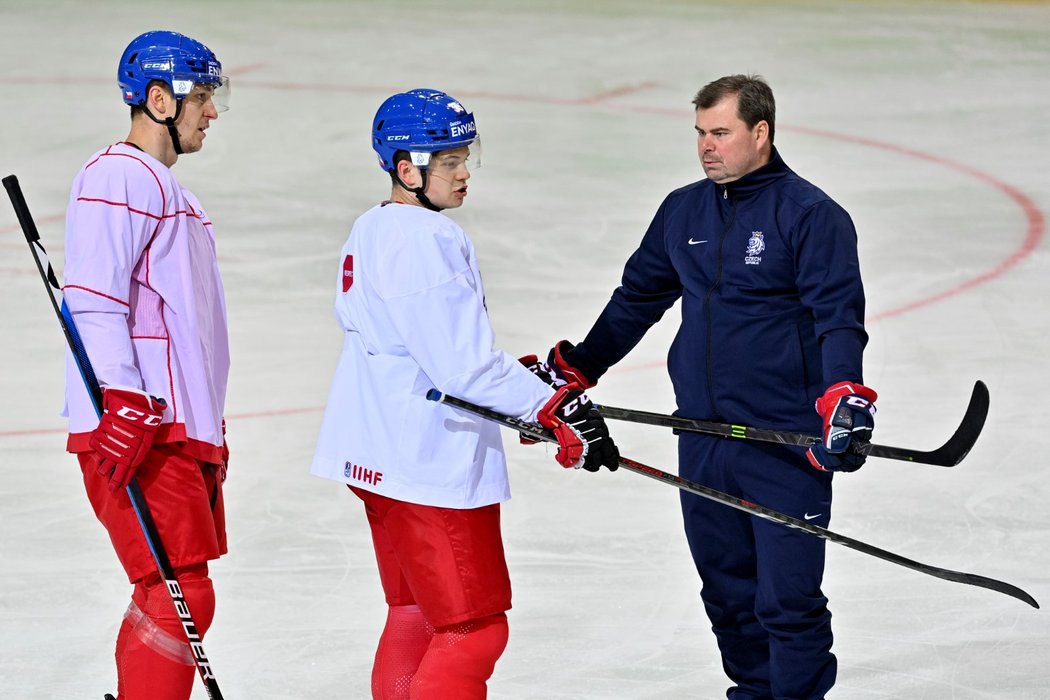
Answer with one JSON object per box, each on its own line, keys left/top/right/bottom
{"left": 780, "top": 124, "right": 1044, "bottom": 322}
{"left": 606, "top": 103, "right": 1043, "bottom": 326}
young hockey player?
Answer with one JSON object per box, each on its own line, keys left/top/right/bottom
{"left": 311, "top": 88, "right": 620, "bottom": 699}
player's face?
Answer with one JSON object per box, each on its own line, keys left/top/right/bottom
{"left": 175, "top": 85, "right": 220, "bottom": 154}
{"left": 423, "top": 146, "right": 472, "bottom": 209}
{"left": 694, "top": 95, "right": 768, "bottom": 184}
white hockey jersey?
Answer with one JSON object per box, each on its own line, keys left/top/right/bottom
{"left": 310, "top": 202, "right": 554, "bottom": 509}
{"left": 63, "top": 142, "right": 229, "bottom": 463}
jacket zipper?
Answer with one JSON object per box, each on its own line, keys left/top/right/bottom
{"left": 703, "top": 185, "right": 734, "bottom": 418}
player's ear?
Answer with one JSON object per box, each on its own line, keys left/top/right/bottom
{"left": 395, "top": 158, "right": 421, "bottom": 189}
{"left": 146, "top": 83, "right": 175, "bottom": 118}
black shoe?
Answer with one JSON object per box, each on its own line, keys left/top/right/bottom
{"left": 104, "top": 695, "right": 116, "bottom": 700}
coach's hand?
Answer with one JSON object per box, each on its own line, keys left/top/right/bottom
{"left": 806, "top": 381, "right": 877, "bottom": 473}
{"left": 547, "top": 340, "right": 597, "bottom": 389}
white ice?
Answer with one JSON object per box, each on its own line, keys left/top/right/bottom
{"left": 1, "top": 1, "right": 1049, "bottom": 697}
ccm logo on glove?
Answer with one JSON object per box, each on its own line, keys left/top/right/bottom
{"left": 806, "top": 381, "right": 877, "bottom": 473}
{"left": 113, "top": 405, "right": 164, "bottom": 425}
{"left": 90, "top": 387, "right": 168, "bottom": 492}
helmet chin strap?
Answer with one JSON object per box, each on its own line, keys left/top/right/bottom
{"left": 163, "top": 117, "right": 183, "bottom": 156}
{"left": 142, "top": 101, "right": 185, "bottom": 156}
{"left": 394, "top": 169, "right": 442, "bottom": 212}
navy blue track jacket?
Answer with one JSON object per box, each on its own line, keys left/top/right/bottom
{"left": 569, "top": 148, "right": 868, "bottom": 433}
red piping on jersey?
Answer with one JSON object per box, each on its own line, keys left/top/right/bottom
{"left": 62, "top": 284, "right": 129, "bottom": 307}
{"left": 86, "top": 145, "right": 170, "bottom": 219}
{"left": 161, "top": 302, "right": 178, "bottom": 424}
{"left": 74, "top": 197, "right": 165, "bottom": 221}
{"left": 75, "top": 196, "right": 196, "bottom": 225}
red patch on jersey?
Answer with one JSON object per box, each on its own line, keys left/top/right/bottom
{"left": 342, "top": 254, "right": 354, "bottom": 292}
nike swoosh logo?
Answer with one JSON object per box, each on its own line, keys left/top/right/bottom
{"left": 803, "top": 513, "right": 822, "bottom": 521}
{"left": 687, "top": 238, "right": 708, "bottom": 245}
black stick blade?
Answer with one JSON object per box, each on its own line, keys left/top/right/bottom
{"left": 869, "top": 380, "right": 989, "bottom": 465}
{"left": 597, "top": 380, "right": 990, "bottom": 467}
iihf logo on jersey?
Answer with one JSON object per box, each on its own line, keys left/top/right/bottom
{"left": 744, "top": 231, "right": 765, "bottom": 265}
{"left": 342, "top": 255, "right": 354, "bottom": 292}
{"left": 345, "top": 460, "right": 383, "bottom": 485}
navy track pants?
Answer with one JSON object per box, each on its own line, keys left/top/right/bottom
{"left": 678, "top": 434, "right": 836, "bottom": 700}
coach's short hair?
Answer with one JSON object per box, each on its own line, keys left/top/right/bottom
{"left": 693, "top": 74, "right": 776, "bottom": 144}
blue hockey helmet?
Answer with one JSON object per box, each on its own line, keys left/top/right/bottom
{"left": 371, "top": 89, "right": 479, "bottom": 172}
{"left": 118, "top": 31, "right": 229, "bottom": 111}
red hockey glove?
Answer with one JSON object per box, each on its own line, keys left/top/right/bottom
{"left": 518, "top": 354, "right": 565, "bottom": 445}
{"left": 806, "top": 381, "right": 877, "bottom": 473}
{"left": 547, "top": 340, "right": 597, "bottom": 390}
{"left": 89, "top": 387, "right": 167, "bottom": 492}
{"left": 537, "top": 384, "right": 619, "bottom": 472}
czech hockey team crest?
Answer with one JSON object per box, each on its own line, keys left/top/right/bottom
{"left": 342, "top": 254, "right": 354, "bottom": 292}
{"left": 744, "top": 231, "right": 765, "bottom": 265}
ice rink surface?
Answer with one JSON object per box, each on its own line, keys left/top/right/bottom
{"left": 2, "top": 0, "right": 1049, "bottom": 697}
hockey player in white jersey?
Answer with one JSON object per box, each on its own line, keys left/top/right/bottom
{"left": 311, "top": 88, "right": 620, "bottom": 699}
{"left": 63, "top": 31, "right": 232, "bottom": 700}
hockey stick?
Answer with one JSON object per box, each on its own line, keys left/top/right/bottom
{"left": 596, "top": 380, "right": 989, "bottom": 467}
{"left": 426, "top": 389, "right": 1038, "bottom": 609}
{"left": 3, "top": 175, "right": 225, "bottom": 699}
